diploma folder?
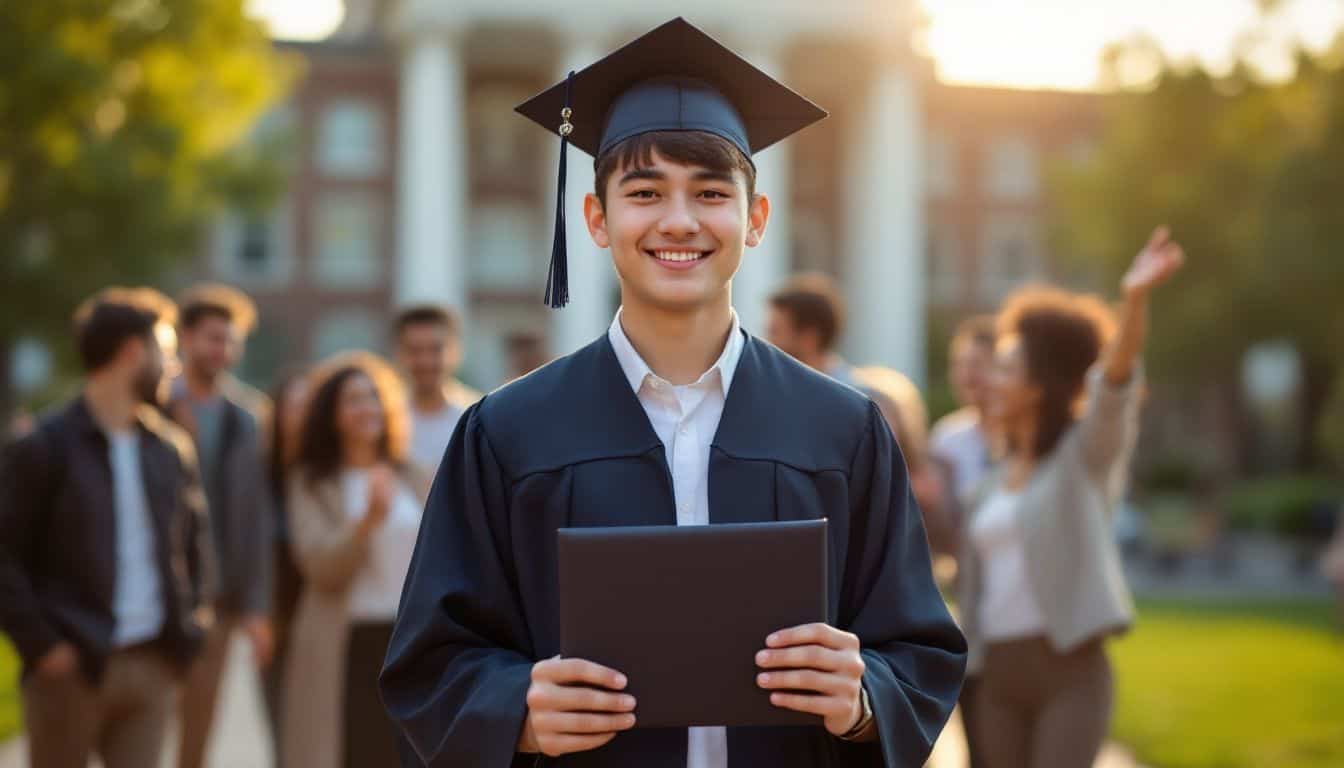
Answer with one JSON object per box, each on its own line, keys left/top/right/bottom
{"left": 557, "top": 518, "right": 828, "bottom": 728}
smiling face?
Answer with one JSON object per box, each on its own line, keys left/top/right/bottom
{"left": 584, "top": 135, "right": 769, "bottom": 316}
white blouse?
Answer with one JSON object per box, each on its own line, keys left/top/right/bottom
{"left": 970, "top": 487, "right": 1047, "bottom": 642}
{"left": 340, "top": 469, "right": 423, "bottom": 622}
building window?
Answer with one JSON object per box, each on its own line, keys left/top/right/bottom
{"left": 312, "top": 309, "right": 382, "bottom": 359}
{"left": 979, "top": 213, "right": 1044, "bottom": 302}
{"left": 317, "top": 99, "right": 385, "bottom": 178}
{"left": 983, "top": 136, "right": 1039, "bottom": 201}
{"left": 926, "top": 222, "right": 962, "bottom": 304}
{"left": 469, "top": 83, "right": 542, "bottom": 189}
{"left": 926, "top": 133, "right": 957, "bottom": 198}
{"left": 313, "top": 192, "right": 382, "bottom": 288}
{"left": 469, "top": 203, "right": 539, "bottom": 291}
{"left": 209, "top": 205, "right": 294, "bottom": 288}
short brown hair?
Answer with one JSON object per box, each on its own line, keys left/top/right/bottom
{"left": 594, "top": 131, "right": 756, "bottom": 208}
{"left": 73, "top": 287, "right": 177, "bottom": 372}
{"left": 393, "top": 304, "right": 460, "bottom": 339}
{"left": 178, "top": 283, "right": 258, "bottom": 334}
{"left": 997, "top": 286, "right": 1117, "bottom": 459}
{"left": 768, "top": 273, "right": 847, "bottom": 352}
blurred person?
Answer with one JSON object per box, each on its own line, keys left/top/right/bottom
{"left": 0, "top": 288, "right": 213, "bottom": 768}
{"left": 261, "top": 366, "right": 312, "bottom": 767}
{"left": 1321, "top": 508, "right": 1344, "bottom": 627}
{"left": 505, "top": 330, "right": 549, "bottom": 381}
{"left": 167, "top": 283, "right": 275, "bottom": 768}
{"left": 928, "top": 314, "right": 996, "bottom": 768}
{"left": 7, "top": 407, "right": 36, "bottom": 443}
{"left": 281, "top": 352, "right": 430, "bottom": 768}
{"left": 960, "top": 228, "right": 1184, "bottom": 768}
{"left": 931, "top": 315, "right": 997, "bottom": 505}
{"left": 765, "top": 272, "right": 859, "bottom": 386}
{"left": 392, "top": 305, "right": 480, "bottom": 473}
{"left": 853, "top": 366, "right": 959, "bottom": 559}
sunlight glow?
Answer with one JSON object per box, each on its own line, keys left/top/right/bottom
{"left": 247, "top": 0, "right": 345, "bottom": 41}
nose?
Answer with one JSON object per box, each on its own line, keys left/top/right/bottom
{"left": 657, "top": 194, "right": 700, "bottom": 239}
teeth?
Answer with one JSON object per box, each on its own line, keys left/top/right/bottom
{"left": 652, "top": 251, "right": 704, "bottom": 262}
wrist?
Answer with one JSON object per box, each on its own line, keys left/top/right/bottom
{"left": 837, "top": 685, "right": 873, "bottom": 742}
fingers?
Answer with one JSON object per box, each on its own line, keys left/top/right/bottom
{"left": 757, "top": 668, "right": 860, "bottom": 698}
{"left": 768, "top": 691, "right": 855, "bottom": 720}
{"left": 527, "top": 681, "right": 636, "bottom": 715}
{"left": 530, "top": 710, "right": 637, "bottom": 735}
{"left": 766, "top": 623, "right": 860, "bottom": 652}
{"left": 1147, "top": 226, "right": 1169, "bottom": 251}
{"left": 756, "top": 645, "right": 863, "bottom": 677}
{"left": 538, "top": 733, "right": 620, "bottom": 756}
{"left": 533, "top": 657, "right": 628, "bottom": 690}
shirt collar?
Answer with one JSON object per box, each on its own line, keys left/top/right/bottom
{"left": 607, "top": 307, "right": 744, "bottom": 398}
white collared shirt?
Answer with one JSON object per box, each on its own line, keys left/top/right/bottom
{"left": 607, "top": 307, "right": 744, "bottom": 768}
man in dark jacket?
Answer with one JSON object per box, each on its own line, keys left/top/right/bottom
{"left": 0, "top": 287, "right": 214, "bottom": 768}
{"left": 167, "top": 283, "right": 275, "bottom": 768}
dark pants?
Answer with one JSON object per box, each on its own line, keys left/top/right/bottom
{"left": 22, "top": 645, "right": 179, "bottom": 768}
{"left": 959, "top": 675, "right": 986, "bottom": 768}
{"left": 344, "top": 622, "right": 399, "bottom": 768}
{"left": 975, "top": 636, "right": 1112, "bottom": 768}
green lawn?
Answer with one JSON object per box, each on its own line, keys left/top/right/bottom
{"left": 0, "top": 636, "right": 18, "bottom": 743}
{"left": 1112, "top": 599, "right": 1344, "bottom": 768}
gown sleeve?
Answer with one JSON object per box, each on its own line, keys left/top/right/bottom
{"left": 380, "top": 402, "right": 536, "bottom": 767}
{"left": 833, "top": 401, "right": 969, "bottom": 767}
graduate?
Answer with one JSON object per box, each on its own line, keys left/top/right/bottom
{"left": 380, "top": 18, "right": 967, "bottom": 768}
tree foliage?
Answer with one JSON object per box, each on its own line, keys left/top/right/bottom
{"left": 0, "top": 0, "right": 294, "bottom": 406}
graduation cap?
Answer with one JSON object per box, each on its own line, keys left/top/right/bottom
{"left": 515, "top": 17, "right": 827, "bottom": 308}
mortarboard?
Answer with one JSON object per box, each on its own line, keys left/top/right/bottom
{"left": 515, "top": 17, "right": 827, "bottom": 308}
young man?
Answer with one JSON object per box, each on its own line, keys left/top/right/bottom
{"left": 392, "top": 304, "right": 480, "bottom": 472}
{"left": 929, "top": 316, "right": 996, "bottom": 505}
{"left": 927, "top": 315, "right": 995, "bottom": 768}
{"left": 381, "top": 18, "right": 966, "bottom": 768}
{"left": 167, "top": 283, "right": 275, "bottom": 768}
{"left": 765, "top": 273, "right": 859, "bottom": 387}
{"left": 0, "top": 288, "right": 214, "bottom": 768}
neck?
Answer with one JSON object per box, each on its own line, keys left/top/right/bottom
{"left": 83, "top": 375, "right": 138, "bottom": 433}
{"left": 183, "top": 367, "right": 220, "bottom": 399}
{"left": 342, "top": 441, "right": 380, "bottom": 468}
{"left": 618, "top": 295, "right": 734, "bottom": 386}
{"left": 1004, "top": 417, "right": 1037, "bottom": 484}
{"left": 412, "top": 385, "right": 448, "bottom": 413}
{"left": 802, "top": 351, "right": 839, "bottom": 374}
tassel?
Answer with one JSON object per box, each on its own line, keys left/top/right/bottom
{"left": 544, "top": 71, "right": 575, "bottom": 309}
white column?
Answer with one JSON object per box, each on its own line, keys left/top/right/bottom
{"left": 844, "top": 61, "right": 926, "bottom": 386}
{"left": 397, "top": 31, "right": 468, "bottom": 319}
{"left": 550, "top": 38, "right": 619, "bottom": 356}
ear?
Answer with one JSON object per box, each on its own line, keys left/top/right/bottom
{"left": 583, "top": 193, "right": 609, "bottom": 249}
{"left": 745, "top": 192, "right": 770, "bottom": 248}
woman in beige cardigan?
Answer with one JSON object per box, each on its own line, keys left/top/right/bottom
{"left": 958, "top": 227, "right": 1184, "bottom": 768}
{"left": 281, "top": 352, "right": 430, "bottom": 768}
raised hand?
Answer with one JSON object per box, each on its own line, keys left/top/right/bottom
{"left": 1122, "top": 226, "right": 1185, "bottom": 298}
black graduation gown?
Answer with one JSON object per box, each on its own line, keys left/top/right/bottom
{"left": 381, "top": 331, "right": 967, "bottom": 768}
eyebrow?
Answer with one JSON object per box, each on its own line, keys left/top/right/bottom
{"left": 617, "top": 167, "right": 738, "bottom": 186}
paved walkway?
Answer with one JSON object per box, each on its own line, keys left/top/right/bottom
{"left": 2, "top": 635, "right": 1144, "bottom": 768}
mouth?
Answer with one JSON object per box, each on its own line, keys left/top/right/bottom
{"left": 646, "top": 248, "right": 712, "bottom": 270}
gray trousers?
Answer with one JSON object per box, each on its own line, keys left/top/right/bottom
{"left": 22, "top": 646, "right": 179, "bottom": 768}
{"left": 974, "top": 635, "right": 1113, "bottom": 768}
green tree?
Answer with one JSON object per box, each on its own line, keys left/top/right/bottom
{"left": 0, "top": 0, "right": 294, "bottom": 418}
{"left": 1050, "top": 39, "right": 1343, "bottom": 473}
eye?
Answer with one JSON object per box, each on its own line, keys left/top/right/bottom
{"left": 627, "top": 188, "right": 658, "bottom": 200}
{"left": 699, "top": 189, "right": 731, "bottom": 200}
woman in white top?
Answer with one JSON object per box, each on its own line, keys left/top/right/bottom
{"left": 280, "top": 352, "right": 430, "bottom": 768}
{"left": 962, "top": 228, "right": 1184, "bottom": 768}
